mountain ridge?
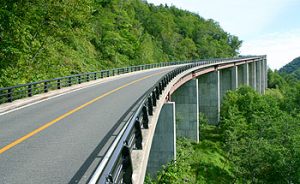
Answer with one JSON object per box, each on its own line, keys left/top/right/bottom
{"left": 279, "top": 56, "right": 300, "bottom": 79}
{"left": 0, "top": 0, "right": 241, "bottom": 87}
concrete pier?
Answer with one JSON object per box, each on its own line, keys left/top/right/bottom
{"left": 146, "top": 102, "right": 176, "bottom": 176}
{"left": 198, "top": 71, "right": 220, "bottom": 125}
{"left": 238, "top": 64, "right": 249, "bottom": 87}
{"left": 249, "top": 62, "right": 256, "bottom": 90}
{"left": 256, "top": 61, "right": 262, "bottom": 93}
{"left": 172, "top": 79, "right": 199, "bottom": 142}
{"left": 231, "top": 66, "right": 238, "bottom": 90}
{"left": 238, "top": 65, "right": 244, "bottom": 87}
{"left": 220, "top": 68, "right": 233, "bottom": 103}
{"left": 261, "top": 59, "right": 266, "bottom": 94}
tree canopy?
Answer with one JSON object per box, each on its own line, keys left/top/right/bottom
{"left": 0, "top": 0, "right": 242, "bottom": 87}
{"left": 147, "top": 70, "right": 300, "bottom": 183}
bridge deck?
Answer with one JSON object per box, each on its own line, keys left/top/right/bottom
{"left": 0, "top": 66, "right": 176, "bottom": 184}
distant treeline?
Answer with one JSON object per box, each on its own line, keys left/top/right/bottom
{"left": 279, "top": 56, "right": 300, "bottom": 79}
{"left": 0, "top": 0, "right": 241, "bottom": 87}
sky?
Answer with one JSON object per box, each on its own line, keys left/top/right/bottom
{"left": 146, "top": 0, "right": 300, "bottom": 69}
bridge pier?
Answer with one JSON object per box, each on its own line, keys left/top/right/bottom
{"left": 172, "top": 79, "right": 199, "bottom": 142}
{"left": 220, "top": 67, "right": 238, "bottom": 103}
{"left": 231, "top": 66, "right": 238, "bottom": 90}
{"left": 249, "top": 62, "right": 256, "bottom": 90}
{"left": 256, "top": 61, "right": 262, "bottom": 93}
{"left": 261, "top": 59, "right": 267, "bottom": 94}
{"left": 146, "top": 102, "right": 176, "bottom": 176}
{"left": 238, "top": 63, "right": 249, "bottom": 87}
{"left": 198, "top": 71, "right": 220, "bottom": 125}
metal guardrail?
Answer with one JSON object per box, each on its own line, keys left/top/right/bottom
{"left": 0, "top": 61, "right": 197, "bottom": 104}
{"left": 88, "top": 56, "right": 266, "bottom": 184}
{"left": 0, "top": 62, "right": 190, "bottom": 104}
{"left": 0, "top": 56, "right": 261, "bottom": 105}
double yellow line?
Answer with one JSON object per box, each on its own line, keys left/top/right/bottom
{"left": 0, "top": 71, "right": 165, "bottom": 154}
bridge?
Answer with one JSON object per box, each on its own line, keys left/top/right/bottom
{"left": 0, "top": 56, "right": 267, "bottom": 183}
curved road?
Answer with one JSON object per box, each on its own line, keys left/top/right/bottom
{"left": 0, "top": 66, "right": 178, "bottom": 184}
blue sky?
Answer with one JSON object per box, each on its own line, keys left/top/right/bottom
{"left": 147, "top": 0, "right": 300, "bottom": 69}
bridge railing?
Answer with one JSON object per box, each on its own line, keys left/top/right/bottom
{"left": 0, "top": 61, "right": 199, "bottom": 104}
{"left": 88, "top": 55, "right": 265, "bottom": 183}
{"left": 0, "top": 56, "right": 260, "bottom": 105}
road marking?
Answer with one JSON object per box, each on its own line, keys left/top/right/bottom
{"left": 0, "top": 67, "right": 169, "bottom": 116}
{"left": 0, "top": 71, "right": 166, "bottom": 154}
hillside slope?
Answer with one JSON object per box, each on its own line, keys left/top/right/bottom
{"left": 0, "top": 0, "right": 241, "bottom": 87}
{"left": 279, "top": 57, "right": 300, "bottom": 79}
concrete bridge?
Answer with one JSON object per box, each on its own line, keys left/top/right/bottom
{"left": 0, "top": 56, "right": 266, "bottom": 184}
{"left": 144, "top": 56, "right": 267, "bottom": 182}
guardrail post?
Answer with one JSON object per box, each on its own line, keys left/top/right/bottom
{"left": 86, "top": 74, "right": 90, "bottom": 82}
{"left": 155, "top": 87, "right": 159, "bottom": 99}
{"left": 44, "top": 82, "right": 48, "bottom": 93}
{"left": 28, "top": 84, "right": 32, "bottom": 97}
{"left": 7, "top": 88, "right": 13, "bottom": 102}
{"left": 107, "top": 70, "right": 110, "bottom": 77}
{"left": 142, "top": 105, "right": 149, "bottom": 129}
{"left": 94, "top": 73, "right": 97, "bottom": 80}
{"left": 122, "top": 145, "right": 133, "bottom": 184}
{"left": 166, "top": 74, "right": 170, "bottom": 83}
{"left": 68, "top": 77, "right": 72, "bottom": 86}
{"left": 134, "top": 118, "right": 143, "bottom": 149}
{"left": 57, "top": 79, "right": 61, "bottom": 89}
{"left": 78, "top": 76, "right": 81, "bottom": 84}
{"left": 101, "top": 71, "right": 104, "bottom": 78}
{"left": 148, "top": 97, "right": 153, "bottom": 115}
{"left": 159, "top": 82, "right": 163, "bottom": 94}
{"left": 152, "top": 91, "right": 157, "bottom": 107}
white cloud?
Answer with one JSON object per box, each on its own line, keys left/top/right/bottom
{"left": 240, "top": 29, "right": 300, "bottom": 70}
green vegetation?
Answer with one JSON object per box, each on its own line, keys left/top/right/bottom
{"left": 220, "top": 85, "right": 300, "bottom": 183}
{"left": 147, "top": 71, "right": 300, "bottom": 183}
{"left": 145, "top": 124, "right": 235, "bottom": 184}
{"left": 279, "top": 56, "right": 300, "bottom": 79}
{"left": 0, "top": 0, "right": 241, "bottom": 87}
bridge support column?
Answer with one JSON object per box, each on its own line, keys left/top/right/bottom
{"left": 220, "top": 68, "right": 235, "bottom": 103}
{"left": 256, "top": 61, "right": 262, "bottom": 93}
{"left": 198, "top": 71, "right": 220, "bottom": 125}
{"left": 238, "top": 65, "right": 244, "bottom": 87}
{"left": 172, "top": 79, "right": 199, "bottom": 142}
{"left": 147, "top": 102, "right": 176, "bottom": 176}
{"left": 238, "top": 64, "right": 249, "bottom": 87}
{"left": 249, "top": 62, "right": 256, "bottom": 90}
{"left": 231, "top": 66, "right": 238, "bottom": 90}
{"left": 261, "top": 59, "right": 267, "bottom": 94}
{"left": 265, "top": 59, "right": 268, "bottom": 91}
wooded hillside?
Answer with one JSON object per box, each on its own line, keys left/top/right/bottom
{"left": 279, "top": 57, "right": 300, "bottom": 79}
{"left": 0, "top": 0, "right": 241, "bottom": 87}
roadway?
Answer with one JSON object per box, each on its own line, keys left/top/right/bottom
{"left": 0, "top": 66, "right": 177, "bottom": 184}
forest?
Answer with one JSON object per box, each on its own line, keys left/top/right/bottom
{"left": 279, "top": 57, "right": 300, "bottom": 80}
{"left": 0, "top": 0, "right": 241, "bottom": 87}
{"left": 146, "top": 70, "right": 300, "bottom": 184}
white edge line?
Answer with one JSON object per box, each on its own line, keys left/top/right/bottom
{"left": 0, "top": 79, "right": 114, "bottom": 116}
{"left": 0, "top": 66, "right": 178, "bottom": 116}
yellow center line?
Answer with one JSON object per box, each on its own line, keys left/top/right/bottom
{"left": 0, "top": 71, "right": 166, "bottom": 154}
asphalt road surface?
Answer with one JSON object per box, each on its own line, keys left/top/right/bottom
{"left": 0, "top": 66, "right": 177, "bottom": 184}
